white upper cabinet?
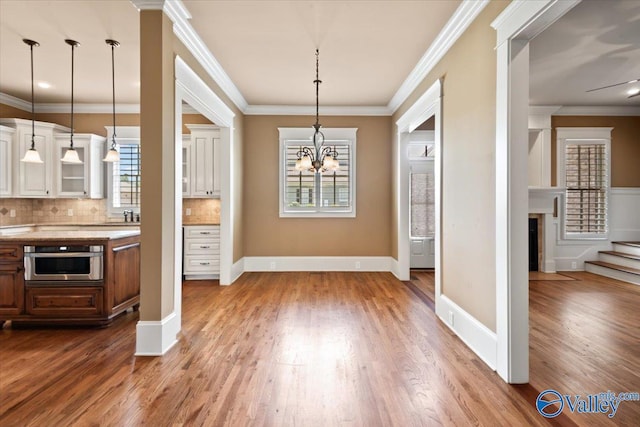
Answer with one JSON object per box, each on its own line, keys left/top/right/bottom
{"left": 0, "top": 118, "right": 69, "bottom": 198}
{"left": 185, "top": 124, "right": 220, "bottom": 198}
{"left": 54, "top": 134, "right": 105, "bottom": 198}
{"left": 0, "top": 125, "right": 15, "bottom": 197}
{"left": 0, "top": 118, "right": 105, "bottom": 199}
{"left": 182, "top": 135, "right": 191, "bottom": 197}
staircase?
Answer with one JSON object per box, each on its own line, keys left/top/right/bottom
{"left": 585, "top": 242, "right": 640, "bottom": 286}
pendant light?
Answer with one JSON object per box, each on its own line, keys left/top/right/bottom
{"left": 61, "top": 39, "right": 83, "bottom": 164}
{"left": 21, "top": 39, "right": 43, "bottom": 164}
{"left": 103, "top": 39, "right": 120, "bottom": 162}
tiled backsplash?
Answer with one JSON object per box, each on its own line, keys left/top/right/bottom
{"left": 1, "top": 197, "right": 220, "bottom": 226}
{"left": 0, "top": 198, "right": 108, "bottom": 226}
{"left": 183, "top": 198, "right": 220, "bottom": 224}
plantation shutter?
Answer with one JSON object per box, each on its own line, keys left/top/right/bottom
{"left": 564, "top": 144, "right": 607, "bottom": 235}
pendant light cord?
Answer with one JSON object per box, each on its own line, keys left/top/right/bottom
{"left": 111, "top": 42, "right": 116, "bottom": 146}
{"left": 106, "top": 39, "right": 120, "bottom": 150}
{"left": 30, "top": 41, "right": 35, "bottom": 148}
{"left": 314, "top": 49, "right": 321, "bottom": 128}
{"left": 65, "top": 40, "right": 80, "bottom": 149}
{"left": 70, "top": 42, "right": 75, "bottom": 148}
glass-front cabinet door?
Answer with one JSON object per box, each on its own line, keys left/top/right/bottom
{"left": 54, "top": 134, "right": 105, "bottom": 199}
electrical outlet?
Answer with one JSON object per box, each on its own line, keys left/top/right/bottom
{"left": 270, "top": 262, "right": 276, "bottom": 270}
{"left": 355, "top": 261, "right": 361, "bottom": 269}
{"left": 448, "top": 311, "right": 455, "bottom": 326}
{"left": 571, "top": 261, "right": 577, "bottom": 270}
{"left": 185, "top": 208, "right": 191, "bottom": 216}
{"left": 67, "top": 209, "right": 73, "bottom": 216}
{"left": 10, "top": 209, "right": 16, "bottom": 217}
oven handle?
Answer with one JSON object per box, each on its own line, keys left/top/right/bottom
{"left": 24, "top": 252, "right": 103, "bottom": 258}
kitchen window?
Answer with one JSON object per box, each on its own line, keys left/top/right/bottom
{"left": 279, "top": 127, "right": 356, "bottom": 218}
{"left": 106, "top": 126, "right": 141, "bottom": 216}
{"left": 556, "top": 127, "right": 612, "bottom": 240}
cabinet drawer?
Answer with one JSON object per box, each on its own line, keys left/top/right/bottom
{"left": 26, "top": 287, "right": 103, "bottom": 317}
{"left": 184, "top": 240, "right": 220, "bottom": 255}
{"left": 0, "top": 245, "right": 22, "bottom": 261}
{"left": 184, "top": 256, "right": 220, "bottom": 273}
{"left": 184, "top": 226, "right": 219, "bottom": 239}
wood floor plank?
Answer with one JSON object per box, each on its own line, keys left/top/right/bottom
{"left": 1, "top": 271, "right": 638, "bottom": 426}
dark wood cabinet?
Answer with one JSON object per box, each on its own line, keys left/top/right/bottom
{"left": 0, "top": 245, "right": 24, "bottom": 317}
{"left": 0, "top": 234, "right": 140, "bottom": 327}
{"left": 26, "top": 286, "right": 103, "bottom": 317}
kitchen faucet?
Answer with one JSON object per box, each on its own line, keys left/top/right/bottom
{"left": 123, "top": 210, "right": 134, "bottom": 222}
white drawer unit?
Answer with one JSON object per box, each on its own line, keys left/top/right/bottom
{"left": 183, "top": 225, "right": 220, "bottom": 280}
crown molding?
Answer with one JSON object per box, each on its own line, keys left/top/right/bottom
{"left": 387, "top": 0, "right": 490, "bottom": 114}
{"left": 244, "top": 105, "right": 392, "bottom": 116}
{"left": 130, "top": 0, "right": 165, "bottom": 11}
{"left": 0, "top": 93, "right": 140, "bottom": 113}
{"left": 163, "top": 0, "right": 248, "bottom": 112}
{"left": 0, "top": 93, "right": 31, "bottom": 111}
{"left": 37, "top": 103, "right": 141, "bottom": 114}
{"left": 553, "top": 106, "right": 640, "bottom": 116}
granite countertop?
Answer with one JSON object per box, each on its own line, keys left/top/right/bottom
{"left": 0, "top": 224, "right": 140, "bottom": 241}
{"left": 0, "top": 229, "right": 140, "bottom": 241}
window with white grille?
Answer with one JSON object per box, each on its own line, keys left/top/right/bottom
{"left": 279, "top": 128, "right": 356, "bottom": 217}
{"left": 105, "top": 127, "right": 141, "bottom": 216}
{"left": 557, "top": 127, "right": 612, "bottom": 240}
{"left": 111, "top": 144, "right": 141, "bottom": 210}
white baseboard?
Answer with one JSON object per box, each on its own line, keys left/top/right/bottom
{"left": 135, "top": 312, "right": 179, "bottom": 356}
{"left": 243, "top": 256, "right": 394, "bottom": 272}
{"left": 230, "top": 258, "right": 245, "bottom": 284}
{"left": 435, "top": 295, "right": 497, "bottom": 369}
{"left": 390, "top": 257, "right": 402, "bottom": 280}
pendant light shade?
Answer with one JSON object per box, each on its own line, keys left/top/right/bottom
{"left": 21, "top": 39, "right": 43, "bottom": 164}
{"left": 61, "top": 39, "right": 83, "bottom": 164}
{"left": 103, "top": 39, "right": 120, "bottom": 162}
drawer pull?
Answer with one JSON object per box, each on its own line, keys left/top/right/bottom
{"left": 199, "top": 262, "right": 210, "bottom": 266}
{"left": 200, "top": 245, "right": 211, "bottom": 249}
{"left": 199, "top": 232, "right": 211, "bottom": 235}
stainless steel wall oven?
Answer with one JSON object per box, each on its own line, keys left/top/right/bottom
{"left": 24, "top": 245, "right": 103, "bottom": 281}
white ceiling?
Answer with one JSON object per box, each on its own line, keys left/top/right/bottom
{"left": 0, "top": 0, "right": 461, "bottom": 108}
{"left": 0, "top": 0, "right": 638, "bottom": 111}
{"left": 530, "top": 0, "right": 640, "bottom": 106}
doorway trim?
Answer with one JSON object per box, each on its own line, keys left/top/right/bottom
{"left": 395, "top": 79, "right": 442, "bottom": 296}
{"left": 491, "top": 0, "right": 580, "bottom": 383}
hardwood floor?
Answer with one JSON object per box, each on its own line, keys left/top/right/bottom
{"left": 1, "top": 271, "right": 638, "bottom": 426}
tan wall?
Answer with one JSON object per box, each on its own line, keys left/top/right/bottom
{"left": 392, "top": 1, "right": 509, "bottom": 332}
{"left": 243, "top": 115, "right": 392, "bottom": 257}
{"left": 551, "top": 115, "right": 640, "bottom": 187}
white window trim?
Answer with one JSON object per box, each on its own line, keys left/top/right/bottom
{"left": 105, "top": 126, "right": 141, "bottom": 217}
{"left": 556, "top": 127, "right": 612, "bottom": 241}
{"left": 279, "top": 127, "right": 357, "bottom": 218}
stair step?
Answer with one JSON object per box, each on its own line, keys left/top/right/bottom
{"left": 612, "top": 241, "right": 640, "bottom": 257}
{"left": 585, "top": 261, "right": 640, "bottom": 286}
{"left": 598, "top": 251, "right": 640, "bottom": 269}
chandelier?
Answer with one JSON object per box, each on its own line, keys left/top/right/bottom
{"left": 294, "top": 49, "right": 339, "bottom": 174}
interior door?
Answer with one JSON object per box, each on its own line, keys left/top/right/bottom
{"left": 410, "top": 160, "right": 435, "bottom": 269}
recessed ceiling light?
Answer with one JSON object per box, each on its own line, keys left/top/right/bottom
{"left": 627, "top": 87, "right": 640, "bottom": 96}
{"left": 37, "top": 81, "right": 51, "bottom": 89}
